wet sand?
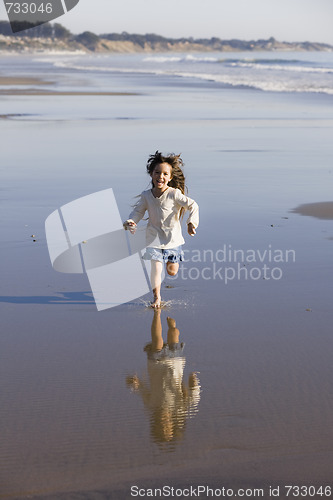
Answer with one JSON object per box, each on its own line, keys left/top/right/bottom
{"left": 0, "top": 90, "right": 139, "bottom": 95}
{"left": 291, "top": 201, "right": 333, "bottom": 220}
{"left": 0, "top": 76, "right": 138, "bottom": 95}
{"left": 1, "top": 56, "right": 333, "bottom": 499}
{"left": 0, "top": 76, "right": 52, "bottom": 86}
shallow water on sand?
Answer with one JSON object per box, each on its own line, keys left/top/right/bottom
{"left": 1, "top": 55, "right": 333, "bottom": 498}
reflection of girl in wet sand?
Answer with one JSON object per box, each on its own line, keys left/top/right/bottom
{"left": 126, "top": 311, "right": 200, "bottom": 446}
{"left": 123, "top": 151, "right": 199, "bottom": 308}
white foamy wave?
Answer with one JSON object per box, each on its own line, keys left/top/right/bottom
{"left": 30, "top": 52, "right": 333, "bottom": 96}
{"left": 183, "top": 54, "right": 219, "bottom": 63}
{"left": 171, "top": 70, "right": 333, "bottom": 94}
{"left": 52, "top": 61, "right": 333, "bottom": 94}
{"left": 32, "top": 51, "right": 86, "bottom": 62}
{"left": 143, "top": 56, "right": 183, "bottom": 63}
{"left": 143, "top": 54, "right": 219, "bottom": 64}
{"left": 229, "top": 61, "right": 333, "bottom": 74}
{"left": 53, "top": 61, "right": 164, "bottom": 75}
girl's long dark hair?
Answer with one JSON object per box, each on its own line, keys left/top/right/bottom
{"left": 146, "top": 151, "right": 187, "bottom": 219}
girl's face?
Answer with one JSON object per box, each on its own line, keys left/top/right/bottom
{"left": 151, "top": 163, "right": 173, "bottom": 191}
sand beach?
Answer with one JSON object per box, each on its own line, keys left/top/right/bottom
{"left": 0, "top": 52, "right": 333, "bottom": 499}
{"left": 0, "top": 75, "right": 137, "bottom": 95}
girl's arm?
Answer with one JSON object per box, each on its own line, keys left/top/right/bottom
{"left": 187, "top": 222, "right": 196, "bottom": 236}
{"left": 123, "top": 193, "right": 147, "bottom": 230}
{"left": 174, "top": 189, "right": 199, "bottom": 234}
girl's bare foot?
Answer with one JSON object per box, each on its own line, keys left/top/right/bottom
{"left": 151, "top": 295, "right": 161, "bottom": 308}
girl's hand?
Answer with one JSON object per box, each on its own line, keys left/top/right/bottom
{"left": 123, "top": 220, "right": 137, "bottom": 234}
{"left": 187, "top": 223, "right": 196, "bottom": 236}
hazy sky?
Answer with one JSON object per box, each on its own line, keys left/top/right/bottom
{"left": 1, "top": 0, "right": 333, "bottom": 44}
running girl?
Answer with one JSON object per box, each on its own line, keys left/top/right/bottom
{"left": 123, "top": 151, "right": 199, "bottom": 308}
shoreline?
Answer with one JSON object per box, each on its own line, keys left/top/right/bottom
{"left": 1, "top": 53, "right": 333, "bottom": 98}
{"left": 0, "top": 76, "right": 139, "bottom": 95}
{"left": 0, "top": 89, "right": 139, "bottom": 95}
{"left": 0, "top": 76, "right": 53, "bottom": 85}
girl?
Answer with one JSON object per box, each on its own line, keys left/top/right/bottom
{"left": 123, "top": 151, "right": 199, "bottom": 308}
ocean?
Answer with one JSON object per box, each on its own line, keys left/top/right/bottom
{"left": 2, "top": 50, "right": 333, "bottom": 94}
{"left": 29, "top": 50, "right": 333, "bottom": 94}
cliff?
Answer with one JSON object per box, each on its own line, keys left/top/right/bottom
{"left": 0, "top": 21, "right": 332, "bottom": 53}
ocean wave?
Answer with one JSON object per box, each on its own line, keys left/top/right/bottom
{"left": 142, "top": 55, "right": 310, "bottom": 65}
{"left": 143, "top": 56, "right": 182, "bottom": 63}
{"left": 55, "top": 63, "right": 333, "bottom": 94}
{"left": 53, "top": 61, "right": 162, "bottom": 75}
{"left": 171, "top": 70, "right": 333, "bottom": 94}
{"left": 227, "top": 61, "right": 333, "bottom": 74}
{"left": 31, "top": 52, "right": 86, "bottom": 62}
{"left": 37, "top": 54, "right": 333, "bottom": 95}
{"left": 143, "top": 55, "right": 333, "bottom": 73}
{"left": 143, "top": 55, "right": 220, "bottom": 64}
{"left": 222, "top": 58, "right": 304, "bottom": 65}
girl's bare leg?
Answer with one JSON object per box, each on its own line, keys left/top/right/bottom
{"left": 151, "top": 309, "right": 164, "bottom": 351}
{"left": 166, "top": 316, "right": 180, "bottom": 344}
{"left": 151, "top": 259, "right": 163, "bottom": 308}
{"left": 166, "top": 262, "right": 179, "bottom": 276}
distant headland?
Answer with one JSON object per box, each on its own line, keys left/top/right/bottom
{"left": 0, "top": 21, "right": 332, "bottom": 53}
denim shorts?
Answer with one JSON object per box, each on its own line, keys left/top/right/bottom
{"left": 144, "top": 342, "right": 185, "bottom": 361}
{"left": 142, "top": 246, "right": 184, "bottom": 264}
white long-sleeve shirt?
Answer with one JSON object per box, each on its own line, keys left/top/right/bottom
{"left": 128, "top": 187, "right": 199, "bottom": 249}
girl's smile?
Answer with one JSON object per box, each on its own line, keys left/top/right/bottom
{"left": 151, "top": 163, "right": 173, "bottom": 195}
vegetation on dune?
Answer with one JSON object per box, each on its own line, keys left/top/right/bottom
{"left": 0, "top": 21, "right": 332, "bottom": 52}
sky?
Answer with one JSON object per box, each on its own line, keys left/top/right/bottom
{"left": 1, "top": 0, "right": 333, "bottom": 44}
